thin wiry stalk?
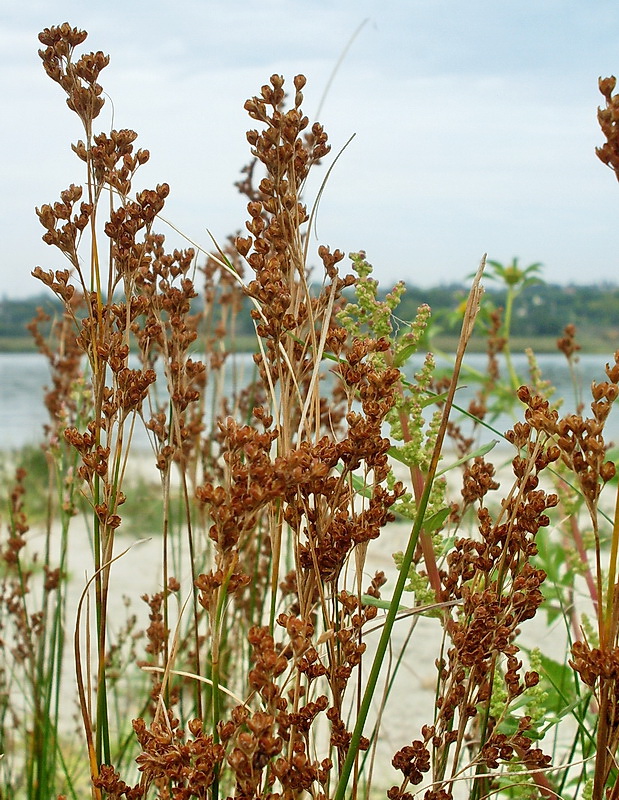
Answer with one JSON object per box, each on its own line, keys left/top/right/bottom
{"left": 334, "top": 257, "right": 486, "bottom": 800}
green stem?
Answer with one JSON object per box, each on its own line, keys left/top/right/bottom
{"left": 333, "top": 464, "right": 435, "bottom": 800}
{"left": 503, "top": 287, "right": 520, "bottom": 392}
{"left": 211, "top": 565, "right": 235, "bottom": 800}
{"left": 333, "top": 259, "right": 484, "bottom": 800}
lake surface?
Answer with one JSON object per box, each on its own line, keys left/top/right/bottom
{"left": 1, "top": 350, "right": 619, "bottom": 451}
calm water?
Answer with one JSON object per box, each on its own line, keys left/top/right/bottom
{"left": 1, "top": 351, "right": 618, "bottom": 451}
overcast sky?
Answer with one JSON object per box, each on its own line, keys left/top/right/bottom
{"left": 3, "top": 0, "right": 619, "bottom": 298}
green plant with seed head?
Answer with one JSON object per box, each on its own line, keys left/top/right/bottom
{"left": 11, "top": 21, "right": 619, "bottom": 800}
{"left": 485, "top": 257, "right": 543, "bottom": 391}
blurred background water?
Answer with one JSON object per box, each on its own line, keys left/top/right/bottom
{"left": 1, "top": 351, "right": 618, "bottom": 452}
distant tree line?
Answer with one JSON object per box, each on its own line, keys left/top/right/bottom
{"left": 394, "top": 282, "right": 619, "bottom": 340}
{"left": 1, "top": 282, "right": 618, "bottom": 347}
{"left": 0, "top": 295, "right": 60, "bottom": 341}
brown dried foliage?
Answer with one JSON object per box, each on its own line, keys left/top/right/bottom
{"left": 13, "top": 22, "right": 619, "bottom": 800}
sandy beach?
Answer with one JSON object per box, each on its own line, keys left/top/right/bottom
{"left": 10, "top": 446, "right": 606, "bottom": 795}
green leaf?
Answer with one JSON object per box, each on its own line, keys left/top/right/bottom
{"left": 419, "top": 390, "right": 450, "bottom": 408}
{"left": 388, "top": 439, "right": 498, "bottom": 473}
{"left": 333, "top": 465, "right": 374, "bottom": 499}
{"left": 393, "top": 344, "right": 418, "bottom": 368}
{"left": 387, "top": 446, "right": 409, "bottom": 467}
{"left": 424, "top": 507, "right": 450, "bottom": 532}
{"left": 435, "top": 439, "right": 499, "bottom": 477}
{"left": 536, "top": 651, "right": 577, "bottom": 708}
{"left": 521, "top": 646, "right": 596, "bottom": 744}
{"left": 361, "top": 595, "right": 461, "bottom": 617}
{"left": 361, "top": 595, "right": 408, "bottom": 612}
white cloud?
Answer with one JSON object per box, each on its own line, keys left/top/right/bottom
{"left": 3, "top": 0, "right": 619, "bottom": 297}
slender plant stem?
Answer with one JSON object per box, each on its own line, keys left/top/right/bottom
{"left": 334, "top": 258, "right": 485, "bottom": 800}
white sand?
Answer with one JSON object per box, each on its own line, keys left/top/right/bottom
{"left": 10, "top": 448, "right": 609, "bottom": 794}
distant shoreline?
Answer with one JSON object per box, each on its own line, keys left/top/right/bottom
{"left": 1, "top": 334, "right": 616, "bottom": 356}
